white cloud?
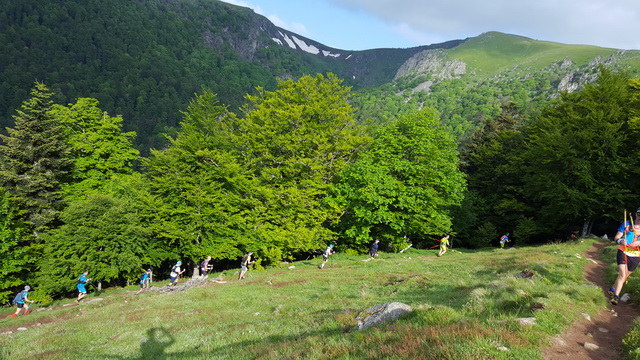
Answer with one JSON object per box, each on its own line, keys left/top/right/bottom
{"left": 329, "top": 0, "right": 640, "bottom": 49}
{"left": 221, "top": 0, "right": 312, "bottom": 38}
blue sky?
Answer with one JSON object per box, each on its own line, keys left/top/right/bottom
{"left": 221, "top": 0, "right": 640, "bottom": 51}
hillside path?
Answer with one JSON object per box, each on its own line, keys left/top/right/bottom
{"left": 542, "top": 240, "right": 639, "bottom": 359}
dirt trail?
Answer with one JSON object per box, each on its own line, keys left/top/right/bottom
{"left": 543, "top": 241, "right": 640, "bottom": 359}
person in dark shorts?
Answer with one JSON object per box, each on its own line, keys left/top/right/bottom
{"left": 11, "top": 286, "right": 34, "bottom": 317}
{"left": 239, "top": 252, "right": 254, "bottom": 280}
{"left": 201, "top": 256, "right": 212, "bottom": 278}
{"left": 369, "top": 240, "right": 380, "bottom": 258}
{"left": 319, "top": 244, "right": 335, "bottom": 269}
{"left": 169, "top": 261, "right": 184, "bottom": 286}
{"left": 609, "top": 208, "right": 640, "bottom": 305}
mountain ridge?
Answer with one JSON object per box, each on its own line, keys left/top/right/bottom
{"left": 1, "top": 0, "right": 639, "bottom": 151}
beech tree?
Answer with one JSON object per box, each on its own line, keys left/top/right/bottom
{"left": 0, "top": 82, "right": 70, "bottom": 235}
{"left": 51, "top": 98, "right": 140, "bottom": 200}
{"left": 37, "top": 194, "right": 149, "bottom": 295}
{"left": 331, "top": 107, "right": 466, "bottom": 250}
{"left": 235, "top": 73, "right": 370, "bottom": 259}
{"left": 142, "top": 91, "right": 257, "bottom": 267}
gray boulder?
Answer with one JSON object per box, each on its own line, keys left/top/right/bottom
{"left": 356, "top": 302, "right": 413, "bottom": 330}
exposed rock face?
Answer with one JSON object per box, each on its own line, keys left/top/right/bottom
{"left": 356, "top": 302, "right": 413, "bottom": 330}
{"left": 560, "top": 56, "right": 574, "bottom": 70}
{"left": 394, "top": 49, "right": 467, "bottom": 81}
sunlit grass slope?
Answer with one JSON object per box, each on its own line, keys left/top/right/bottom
{"left": 0, "top": 239, "right": 612, "bottom": 359}
{"left": 448, "top": 31, "right": 619, "bottom": 78}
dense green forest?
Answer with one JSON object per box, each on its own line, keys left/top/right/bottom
{"left": 4, "top": 0, "right": 640, "bottom": 305}
{"left": 0, "top": 0, "right": 356, "bottom": 152}
{"left": 2, "top": 68, "right": 640, "bottom": 304}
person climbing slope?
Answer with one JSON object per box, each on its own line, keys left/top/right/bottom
{"left": 169, "top": 261, "right": 185, "bottom": 286}
{"left": 238, "top": 252, "right": 254, "bottom": 280}
{"left": 369, "top": 240, "right": 380, "bottom": 259}
{"left": 499, "top": 233, "right": 510, "bottom": 248}
{"left": 135, "top": 269, "right": 152, "bottom": 295}
{"left": 609, "top": 208, "right": 640, "bottom": 305}
{"left": 437, "top": 235, "right": 450, "bottom": 257}
{"left": 10, "top": 286, "right": 34, "bottom": 317}
{"left": 76, "top": 270, "right": 91, "bottom": 303}
{"left": 319, "top": 244, "right": 335, "bottom": 269}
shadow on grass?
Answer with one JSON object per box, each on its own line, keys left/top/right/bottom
{"left": 96, "top": 324, "right": 348, "bottom": 359}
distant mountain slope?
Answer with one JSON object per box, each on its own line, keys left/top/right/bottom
{"left": 0, "top": 0, "right": 457, "bottom": 150}
{"left": 0, "top": 0, "right": 638, "bottom": 152}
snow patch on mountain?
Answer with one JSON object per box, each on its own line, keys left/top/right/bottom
{"left": 292, "top": 35, "right": 320, "bottom": 54}
{"left": 322, "top": 50, "right": 340, "bottom": 58}
{"left": 279, "top": 31, "right": 297, "bottom": 49}
{"left": 274, "top": 31, "right": 343, "bottom": 58}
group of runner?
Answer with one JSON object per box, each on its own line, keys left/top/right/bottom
{"left": 12, "top": 216, "right": 633, "bottom": 318}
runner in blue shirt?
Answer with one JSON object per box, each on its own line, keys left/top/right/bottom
{"left": 76, "top": 270, "right": 91, "bottom": 303}
{"left": 369, "top": 240, "right": 380, "bottom": 258}
{"left": 136, "top": 269, "right": 152, "bottom": 295}
{"left": 11, "top": 286, "right": 34, "bottom": 317}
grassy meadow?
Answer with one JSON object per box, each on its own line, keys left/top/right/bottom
{"left": 0, "top": 239, "right": 616, "bottom": 359}
{"left": 447, "top": 32, "right": 620, "bottom": 78}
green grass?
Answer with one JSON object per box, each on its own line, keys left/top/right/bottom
{"left": 0, "top": 239, "right": 610, "bottom": 359}
{"left": 447, "top": 32, "right": 620, "bottom": 78}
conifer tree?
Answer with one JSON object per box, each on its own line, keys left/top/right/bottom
{"left": 519, "top": 67, "right": 637, "bottom": 236}
{"left": 0, "top": 187, "right": 30, "bottom": 303}
{"left": 0, "top": 82, "right": 71, "bottom": 235}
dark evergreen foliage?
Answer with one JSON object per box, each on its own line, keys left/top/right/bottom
{"left": 0, "top": 82, "right": 71, "bottom": 235}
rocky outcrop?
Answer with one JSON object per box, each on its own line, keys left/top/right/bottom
{"left": 394, "top": 49, "right": 467, "bottom": 81}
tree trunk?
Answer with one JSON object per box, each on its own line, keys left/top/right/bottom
{"left": 581, "top": 218, "right": 593, "bottom": 237}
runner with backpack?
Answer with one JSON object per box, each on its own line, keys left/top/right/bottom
{"left": 76, "top": 270, "right": 91, "bottom": 303}
{"left": 11, "top": 286, "right": 34, "bottom": 317}
{"left": 238, "top": 252, "right": 254, "bottom": 280}
{"left": 169, "top": 261, "right": 185, "bottom": 286}
{"left": 135, "top": 269, "right": 152, "bottom": 295}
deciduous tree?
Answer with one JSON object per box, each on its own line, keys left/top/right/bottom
{"left": 331, "top": 107, "right": 465, "bottom": 250}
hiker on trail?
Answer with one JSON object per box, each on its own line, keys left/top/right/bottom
{"left": 201, "top": 256, "right": 212, "bottom": 278}
{"left": 437, "top": 235, "right": 450, "bottom": 257}
{"left": 609, "top": 208, "right": 640, "bottom": 305}
{"left": 11, "top": 286, "right": 34, "bottom": 317}
{"left": 500, "top": 233, "right": 510, "bottom": 248}
{"left": 239, "top": 252, "right": 254, "bottom": 280}
{"left": 319, "top": 244, "right": 335, "bottom": 269}
{"left": 369, "top": 240, "right": 380, "bottom": 258}
{"left": 135, "top": 269, "right": 152, "bottom": 295}
{"left": 169, "top": 261, "right": 185, "bottom": 286}
{"left": 76, "top": 270, "right": 90, "bottom": 303}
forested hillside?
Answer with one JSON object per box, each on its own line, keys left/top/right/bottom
{"left": 0, "top": 0, "right": 456, "bottom": 152}
{"left": 3, "top": 0, "right": 640, "bottom": 308}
